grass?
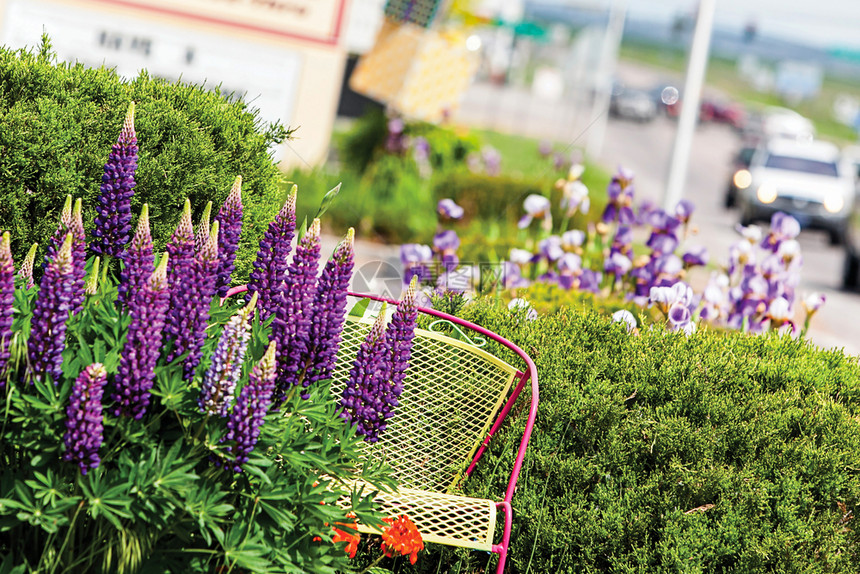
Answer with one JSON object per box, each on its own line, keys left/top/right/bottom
{"left": 619, "top": 39, "right": 860, "bottom": 144}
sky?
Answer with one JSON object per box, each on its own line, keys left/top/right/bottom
{"left": 581, "top": 0, "right": 860, "bottom": 51}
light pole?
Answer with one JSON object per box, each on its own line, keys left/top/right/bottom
{"left": 662, "top": 0, "right": 716, "bottom": 211}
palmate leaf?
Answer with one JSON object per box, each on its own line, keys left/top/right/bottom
{"left": 218, "top": 524, "right": 273, "bottom": 573}
{"left": 182, "top": 483, "right": 233, "bottom": 546}
{"left": 79, "top": 472, "right": 133, "bottom": 530}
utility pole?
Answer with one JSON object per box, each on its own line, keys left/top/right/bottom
{"left": 662, "top": 0, "right": 716, "bottom": 210}
{"left": 585, "top": 0, "right": 626, "bottom": 159}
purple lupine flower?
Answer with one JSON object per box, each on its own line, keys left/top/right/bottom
{"left": 386, "top": 276, "right": 418, "bottom": 402}
{"left": 91, "top": 102, "right": 137, "bottom": 257}
{"left": 385, "top": 117, "right": 406, "bottom": 154}
{"left": 247, "top": 186, "right": 296, "bottom": 321}
{"left": 437, "top": 199, "right": 464, "bottom": 220}
{"left": 0, "top": 232, "right": 14, "bottom": 381}
{"left": 19, "top": 243, "right": 37, "bottom": 290}
{"left": 304, "top": 229, "right": 355, "bottom": 390}
{"left": 224, "top": 340, "right": 277, "bottom": 472}
{"left": 117, "top": 204, "right": 154, "bottom": 309}
{"left": 401, "top": 243, "right": 433, "bottom": 286}
{"left": 601, "top": 167, "right": 636, "bottom": 225}
{"left": 339, "top": 307, "right": 392, "bottom": 443}
{"left": 171, "top": 221, "right": 220, "bottom": 381}
{"left": 199, "top": 292, "right": 256, "bottom": 417}
{"left": 164, "top": 199, "right": 197, "bottom": 347}
{"left": 46, "top": 197, "right": 87, "bottom": 314}
{"left": 27, "top": 233, "right": 75, "bottom": 383}
{"left": 194, "top": 201, "right": 212, "bottom": 255}
{"left": 271, "top": 218, "right": 320, "bottom": 400}
{"left": 63, "top": 363, "right": 107, "bottom": 475}
{"left": 214, "top": 176, "right": 243, "bottom": 297}
{"left": 113, "top": 254, "right": 170, "bottom": 419}
{"left": 518, "top": 195, "right": 552, "bottom": 230}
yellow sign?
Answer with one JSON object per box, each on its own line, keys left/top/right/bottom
{"left": 350, "top": 18, "right": 478, "bottom": 123}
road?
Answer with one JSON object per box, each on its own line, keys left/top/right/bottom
{"left": 453, "top": 63, "right": 860, "bottom": 356}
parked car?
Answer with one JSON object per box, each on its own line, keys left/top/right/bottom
{"left": 700, "top": 98, "right": 746, "bottom": 130}
{"left": 610, "top": 87, "right": 658, "bottom": 122}
{"left": 839, "top": 145, "right": 860, "bottom": 289}
{"left": 737, "top": 138, "right": 855, "bottom": 245}
{"left": 723, "top": 144, "right": 758, "bottom": 208}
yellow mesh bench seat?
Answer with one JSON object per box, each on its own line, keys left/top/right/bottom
{"left": 339, "top": 480, "right": 497, "bottom": 551}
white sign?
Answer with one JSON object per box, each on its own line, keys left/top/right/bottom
{"left": 2, "top": 0, "right": 302, "bottom": 135}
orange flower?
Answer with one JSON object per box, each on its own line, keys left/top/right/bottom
{"left": 380, "top": 514, "right": 424, "bottom": 565}
{"left": 332, "top": 513, "right": 360, "bottom": 559}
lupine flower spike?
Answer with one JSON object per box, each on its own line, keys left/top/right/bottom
{"left": 271, "top": 218, "right": 320, "bottom": 400}
{"left": 214, "top": 175, "right": 243, "bottom": 297}
{"left": 91, "top": 101, "right": 138, "bottom": 257}
{"left": 0, "top": 232, "right": 15, "bottom": 381}
{"left": 224, "top": 340, "right": 277, "bottom": 472}
{"left": 113, "top": 254, "right": 170, "bottom": 418}
{"left": 63, "top": 363, "right": 107, "bottom": 475}
{"left": 340, "top": 306, "right": 393, "bottom": 442}
{"left": 27, "top": 233, "right": 75, "bottom": 383}
{"left": 381, "top": 515, "right": 424, "bottom": 565}
{"left": 305, "top": 228, "right": 355, "bottom": 388}
{"left": 69, "top": 199, "right": 87, "bottom": 314}
{"left": 195, "top": 201, "right": 213, "bottom": 255}
{"left": 174, "top": 221, "right": 220, "bottom": 381}
{"left": 46, "top": 195, "right": 73, "bottom": 263}
{"left": 19, "top": 243, "right": 37, "bottom": 289}
{"left": 118, "top": 203, "right": 154, "bottom": 309}
{"left": 247, "top": 185, "right": 297, "bottom": 320}
{"left": 86, "top": 257, "right": 101, "bottom": 296}
{"left": 386, "top": 276, "right": 418, "bottom": 403}
{"left": 165, "top": 199, "right": 196, "bottom": 347}
{"left": 199, "top": 292, "right": 256, "bottom": 417}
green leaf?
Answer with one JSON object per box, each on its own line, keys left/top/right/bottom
{"left": 348, "top": 298, "right": 370, "bottom": 319}
{"left": 314, "top": 182, "right": 342, "bottom": 219}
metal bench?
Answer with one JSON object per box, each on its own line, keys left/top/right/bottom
{"left": 333, "top": 292, "right": 539, "bottom": 572}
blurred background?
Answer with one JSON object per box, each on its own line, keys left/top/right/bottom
{"left": 2, "top": 0, "right": 860, "bottom": 352}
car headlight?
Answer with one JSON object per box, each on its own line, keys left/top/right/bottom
{"left": 733, "top": 169, "right": 752, "bottom": 189}
{"left": 756, "top": 182, "right": 777, "bottom": 204}
{"left": 823, "top": 192, "right": 845, "bottom": 214}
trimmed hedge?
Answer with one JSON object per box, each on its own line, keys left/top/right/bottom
{"left": 412, "top": 297, "right": 860, "bottom": 572}
{"left": 0, "top": 38, "right": 286, "bottom": 282}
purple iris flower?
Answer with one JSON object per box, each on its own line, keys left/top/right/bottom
{"left": 674, "top": 199, "right": 695, "bottom": 224}
{"left": 401, "top": 243, "right": 433, "bottom": 285}
{"left": 761, "top": 212, "right": 800, "bottom": 253}
{"left": 636, "top": 199, "right": 659, "bottom": 225}
{"left": 518, "top": 195, "right": 552, "bottom": 230}
{"left": 437, "top": 198, "right": 464, "bottom": 220}
{"left": 0, "top": 232, "right": 13, "bottom": 381}
{"left": 63, "top": 363, "right": 107, "bottom": 475}
{"left": 601, "top": 167, "right": 636, "bottom": 225}
{"left": 502, "top": 261, "right": 531, "bottom": 289}
{"left": 561, "top": 230, "right": 586, "bottom": 252}
{"left": 612, "top": 309, "right": 637, "bottom": 333}
{"left": 91, "top": 102, "right": 137, "bottom": 258}
{"left": 578, "top": 269, "right": 602, "bottom": 293}
{"left": 385, "top": 117, "right": 406, "bottom": 154}
{"left": 646, "top": 209, "right": 682, "bottom": 255}
{"left": 538, "top": 236, "right": 564, "bottom": 262}
{"left": 538, "top": 140, "right": 552, "bottom": 157}
{"left": 482, "top": 146, "right": 501, "bottom": 176}
{"left": 605, "top": 250, "right": 633, "bottom": 278}
{"left": 434, "top": 230, "right": 460, "bottom": 271}
{"left": 682, "top": 245, "right": 709, "bottom": 267}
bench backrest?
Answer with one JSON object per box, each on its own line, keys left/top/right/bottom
{"left": 330, "top": 313, "right": 519, "bottom": 494}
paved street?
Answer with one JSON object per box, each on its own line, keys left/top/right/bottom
{"left": 449, "top": 62, "right": 860, "bottom": 356}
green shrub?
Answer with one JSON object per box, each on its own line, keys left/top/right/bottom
{"left": 410, "top": 298, "right": 860, "bottom": 572}
{"left": 0, "top": 37, "right": 285, "bottom": 281}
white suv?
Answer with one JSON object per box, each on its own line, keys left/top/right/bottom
{"left": 737, "top": 138, "right": 856, "bottom": 245}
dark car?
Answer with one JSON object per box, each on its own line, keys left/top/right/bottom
{"left": 610, "top": 87, "right": 658, "bottom": 122}
{"left": 723, "top": 145, "right": 757, "bottom": 208}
